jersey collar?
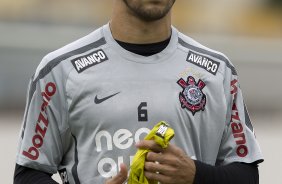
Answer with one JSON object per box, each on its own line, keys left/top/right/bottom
{"left": 102, "top": 23, "right": 179, "bottom": 64}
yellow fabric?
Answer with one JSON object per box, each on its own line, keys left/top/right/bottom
{"left": 128, "top": 121, "right": 175, "bottom": 184}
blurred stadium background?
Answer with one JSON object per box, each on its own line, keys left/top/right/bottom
{"left": 0, "top": 0, "right": 281, "bottom": 183}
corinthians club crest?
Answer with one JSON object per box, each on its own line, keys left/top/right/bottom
{"left": 177, "top": 76, "right": 206, "bottom": 115}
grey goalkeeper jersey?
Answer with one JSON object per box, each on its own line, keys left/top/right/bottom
{"left": 16, "top": 24, "right": 263, "bottom": 184}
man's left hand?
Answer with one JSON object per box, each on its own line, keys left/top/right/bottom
{"left": 136, "top": 140, "right": 196, "bottom": 184}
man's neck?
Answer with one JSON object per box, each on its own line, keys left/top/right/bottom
{"left": 110, "top": 1, "right": 172, "bottom": 44}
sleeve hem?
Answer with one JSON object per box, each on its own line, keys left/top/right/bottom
{"left": 16, "top": 156, "right": 58, "bottom": 174}
{"left": 221, "top": 155, "right": 264, "bottom": 165}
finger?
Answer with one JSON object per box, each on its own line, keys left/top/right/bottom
{"left": 144, "top": 161, "right": 175, "bottom": 176}
{"left": 136, "top": 140, "right": 163, "bottom": 153}
{"left": 118, "top": 163, "right": 128, "bottom": 180}
{"left": 115, "top": 163, "right": 128, "bottom": 182}
{"left": 146, "top": 152, "right": 164, "bottom": 163}
{"left": 145, "top": 171, "right": 173, "bottom": 184}
{"left": 146, "top": 151, "right": 177, "bottom": 166}
{"left": 105, "top": 163, "right": 128, "bottom": 184}
{"left": 163, "top": 143, "right": 184, "bottom": 155}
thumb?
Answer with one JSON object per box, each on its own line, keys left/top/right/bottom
{"left": 105, "top": 163, "right": 128, "bottom": 184}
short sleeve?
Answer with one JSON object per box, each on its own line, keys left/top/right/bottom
{"left": 216, "top": 62, "right": 264, "bottom": 166}
{"left": 16, "top": 57, "right": 68, "bottom": 174}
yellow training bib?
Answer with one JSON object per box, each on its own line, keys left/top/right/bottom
{"left": 128, "top": 121, "right": 175, "bottom": 184}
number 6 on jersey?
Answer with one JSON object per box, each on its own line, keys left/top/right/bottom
{"left": 138, "top": 102, "right": 148, "bottom": 122}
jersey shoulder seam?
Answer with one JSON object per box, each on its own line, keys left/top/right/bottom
{"left": 21, "top": 29, "right": 107, "bottom": 139}
{"left": 30, "top": 36, "right": 107, "bottom": 95}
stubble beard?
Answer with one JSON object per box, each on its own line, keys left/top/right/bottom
{"left": 123, "top": 0, "right": 175, "bottom": 22}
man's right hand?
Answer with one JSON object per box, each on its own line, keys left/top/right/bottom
{"left": 105, "top": 163, "right": 128, "bottom": 184}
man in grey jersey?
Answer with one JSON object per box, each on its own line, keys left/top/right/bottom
{"left": 14, "top": 0, "right": 263, "bottom": 184}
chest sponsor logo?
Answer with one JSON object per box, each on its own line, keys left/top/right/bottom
{"left": 71, "top": 49, "right": 108, "bottom": 73}
{"left": 177, "top": 76, "right": 206, "bottom": 115}
{"left": 186, "top": 51, "right": 220, "bottom": 75}
{"left": 95, "top": 127, "right": 150, "bottom": 178}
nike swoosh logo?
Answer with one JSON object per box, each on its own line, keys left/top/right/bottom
{"left": 94, "top": 92, "right": 120, "bottom": 104}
